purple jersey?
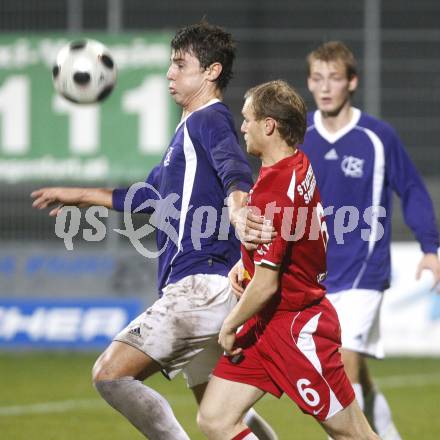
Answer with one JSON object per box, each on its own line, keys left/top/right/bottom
{"left": 113, "top": 100, "right": 253, "bottom": 293}
{"left": 301, "top": 108, "right": 439, "bottom": 293}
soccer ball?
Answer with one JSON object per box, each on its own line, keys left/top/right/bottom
{"left": 52, "top": 39, "right": 117, "bottom": 104}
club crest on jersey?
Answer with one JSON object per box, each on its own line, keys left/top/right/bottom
{"left": 341, "top": 155, "right": 364, "bottom": 178}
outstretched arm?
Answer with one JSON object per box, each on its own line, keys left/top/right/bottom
{"left": 31, "top": 164, "right": 161, "bottom": 216}
{"left": 31, "top": 187, "right": 113, "bottom": 216}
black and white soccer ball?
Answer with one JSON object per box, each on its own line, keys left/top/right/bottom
{"left": 52, "top": 39, "right": 117, "bottom": 104}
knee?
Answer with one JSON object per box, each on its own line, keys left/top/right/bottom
{"left": 92, "top": 352, "right": 117, "bottom": 384}
{"left": 197, "top": 406, "right": 225, "bottom": 439}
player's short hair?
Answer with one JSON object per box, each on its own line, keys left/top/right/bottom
{"left": 171, "top": 21, "right": 236, "bottom": 91}
{"left": 306, "top": 41, "right": 357, "bottom": 79}
{"left": 245, "top": 80, "right": 307, "bottom": 148}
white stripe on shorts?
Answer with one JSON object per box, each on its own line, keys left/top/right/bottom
{"left": 291, "top": 311, "right": 343, "bottom": 419}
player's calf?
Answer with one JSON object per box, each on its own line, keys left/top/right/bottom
{"left": 321, "top": 400, "right": 380, "bottom": 440}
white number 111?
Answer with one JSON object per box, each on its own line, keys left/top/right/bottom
{"left": 0, "top": 74, "right": 168, "bottom": 156}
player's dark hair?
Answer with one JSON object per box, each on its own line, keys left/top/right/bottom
{"left": 245, "top": 80, "right": 307, "bottom": 148}
{"left": 306, "top": 41, "right": 357, "bottom": 79}
{"left": 171, "top": 21, "right": 236, "bottom": 91}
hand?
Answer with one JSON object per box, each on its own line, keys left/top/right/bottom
{"left": 229, "top": 260, "right": 245, "bottom": 298}
{"left": 416, "top": 253, "right": 440, "bottom": 292}
{"left": 218, "top": 323, "right": 242, "bottom": 356}
{"left": 31, "top": 187, "right": 88, "bottom": 216}
{"left": 232, "top": 207, "right": 276, "bottom": 250}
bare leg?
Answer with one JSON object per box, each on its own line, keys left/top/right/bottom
{"left": 93, "top": 341, "right": 190, "bottom": 440}
{"left": 341, "top": 349, "right": 368, "bottom": 410}
{"left": 321, "top": 400, "right": 380, "bottom": 440}
{"left": 192, "top": 382, "right": 278, "bottom": 440}
{"left": 198, "top": 376, "right": 265, "bottom": 440}
{"left": 341, "top": 348, "right": 401, "bottom": 439}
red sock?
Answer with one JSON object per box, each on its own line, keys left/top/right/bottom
{"left": 232, "top": 428, "right": 258, "bottom": 440}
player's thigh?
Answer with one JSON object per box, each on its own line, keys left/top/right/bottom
{"left": 93, "top": 340, "right": 161, "bottom": 382}
{"left": 199, "top": 376, "right": 265, "bottom": 428}
{"left": 320, "top": 400, "right": 378, "bottom": 439}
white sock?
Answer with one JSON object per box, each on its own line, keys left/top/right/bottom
{"left": 244, "top": 408, "right": 278, "bottom": 439}
{"left": 353, "top": 382, "right": 365, "bottom": 411}
{"left": 95, "top": 377, "right": 190, "bottom": 440}
{"left": 243, "top": 434, "right": 259, "bottom": 440}
{"left": 367, "top": 389, "right": 402, "bottom": 440}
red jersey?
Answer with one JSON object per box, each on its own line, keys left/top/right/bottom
{"left": 242, "top": 151, "right": 328, "bottom": 314}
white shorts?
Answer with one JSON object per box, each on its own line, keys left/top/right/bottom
{"left": 114, "top": 274, "right": 236, "bottom": 387}
{"left": 327, "top": 289, "right": 384, "bottom": 358}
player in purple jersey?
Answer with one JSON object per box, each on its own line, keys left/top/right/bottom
{"left": 301, "top": 41, "right": 440, "bottom": 439}
{"left": 31, "top": 22, "right": 277, "bottom": 440}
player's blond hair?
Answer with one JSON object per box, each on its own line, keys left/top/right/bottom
{"left": 245, "top": 80, "right": 307, "bottom": 147}
{"left": 307, "top": 41, "right": 357, "bottom": 79}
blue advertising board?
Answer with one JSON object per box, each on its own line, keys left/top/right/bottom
{"left": 0, "top": 297, "right": 143, "bottom": 349}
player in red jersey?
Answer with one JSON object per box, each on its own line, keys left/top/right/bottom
{"left": 197, "top": 80, "right": 378, "bottom": 440}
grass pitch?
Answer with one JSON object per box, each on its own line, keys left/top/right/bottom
{"left": 0, "top": 353, "right": 439, "bottom": 439}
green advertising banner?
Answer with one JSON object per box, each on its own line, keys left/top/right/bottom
{"left": 0, "top": 34, "right": 179, "bottom": 183}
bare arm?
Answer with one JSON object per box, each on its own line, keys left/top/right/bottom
{"left": 31, "top": 187, "right": 114, "bottom": 216}
{"left": 228, "top": 259, "right": 245, "bottom": 298}
{"left": 219, "top": 263, "right": 279, "bottom": 355}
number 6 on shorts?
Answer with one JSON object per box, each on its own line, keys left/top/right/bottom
{"left": 297, "top": 378, "right": 320, "bottom": 407}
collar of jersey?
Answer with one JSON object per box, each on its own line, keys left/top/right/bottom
{"left": 313, "top": 107, "right": 361, "bottom": 144}
{"left": 260, "top": 151, "right": 299, "bottom": 173}
{"left": 175, "top": 98, "right": 221, "bottom": 131}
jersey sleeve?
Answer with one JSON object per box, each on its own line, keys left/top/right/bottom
{"left": 189, "top": 108, "right": 254, "bottom": 195}
{"left": 385, "top": 127, "right": 439, "bottom": 253}
{"left": 112, "top": 165, "right": 161, "bottom": 214}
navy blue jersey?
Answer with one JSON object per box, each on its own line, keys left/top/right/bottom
{"left": 302, "top": 108, "right": 439, "bottom": 293}
{"left": 113, "top": 100, "right": 253, "bottom": 293}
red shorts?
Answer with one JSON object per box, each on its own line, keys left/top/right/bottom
{"left": 213, "top": 297, "right": 355, "bottom": 421}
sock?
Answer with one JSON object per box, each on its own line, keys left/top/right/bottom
{"left": 244, "top": 408, "right": 278, "bottom": 439}
{"left": 353, "top": 382, "right": 365, "bottom": 411}
{"left": 232, "top": 428, "right": 259, "bottom": 440}
{"left": 365, "top": 389, "right": 402, "bottom": 440}
{"left": 95, "top": 377, "right": 190, "bottom": 440}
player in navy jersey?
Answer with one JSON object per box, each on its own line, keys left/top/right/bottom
{"left": 31, "top": 22, "right": 277, "bottom": 440}
{"left": 301, "top": 41, "right": 440, "bottom": 439}
{"left": 198, "top": 80, "right": 378, "bottom": 440}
